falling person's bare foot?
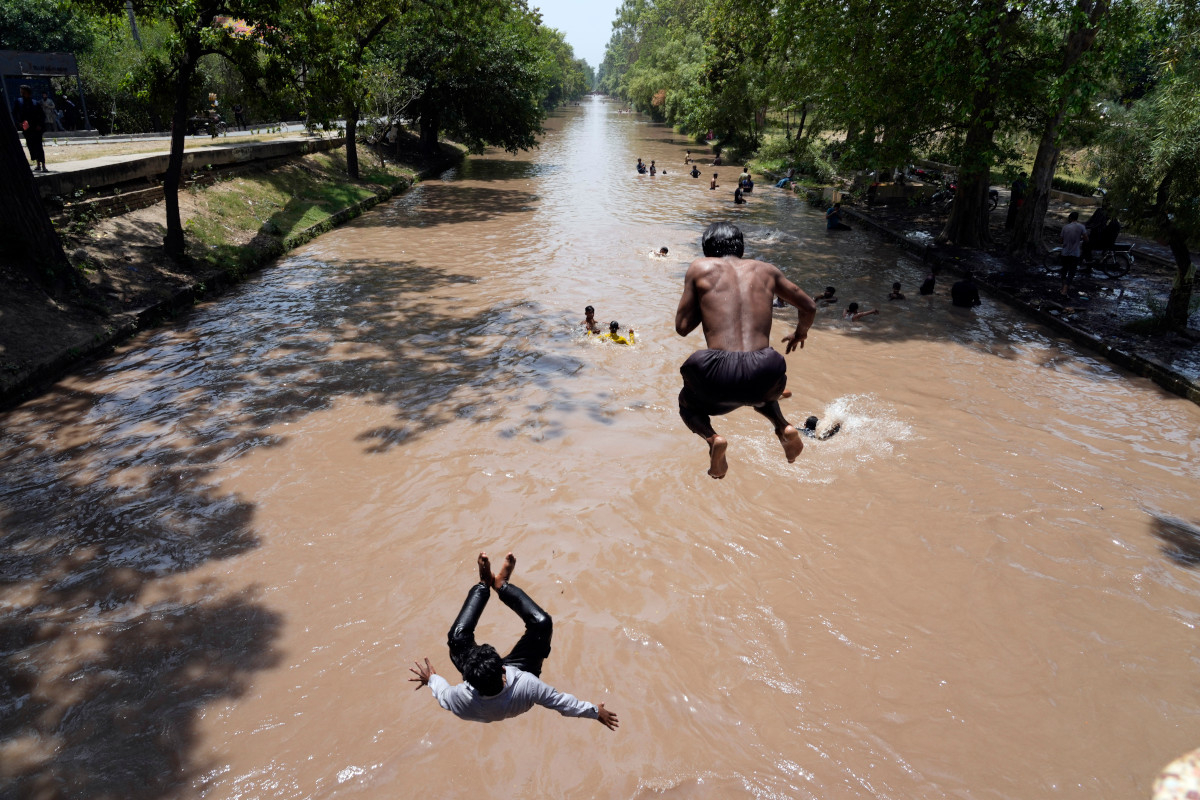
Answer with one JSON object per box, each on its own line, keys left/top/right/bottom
{"left": 478, "top": 552, "right": 494, "bottom": 587}
{"left": 707, "top": 434, "right": 728, "bottom": 479}
{"left": 779, "top": 425, "right": 804, "bottom": 463}
{"left": 494, "top": 552, "right": 516, "bottom": 590}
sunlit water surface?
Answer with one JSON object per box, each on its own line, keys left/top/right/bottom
{"left": 2, "top": 98, "right": 1199, "bottom": 800}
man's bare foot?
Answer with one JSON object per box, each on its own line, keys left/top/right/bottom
{"left": 779, "top": 425, "right": 804, "bottom": 463}
{"left": 707, "top": 434, "right": 728, "bottom": 479}
{"left": 478, "top": 552, "right": 494, "bottom": 587}
{"left": 494, "top": 552, "right": 516, "bottom": 590}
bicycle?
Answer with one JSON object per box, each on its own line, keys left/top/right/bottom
{"left": 1043, "top": 242, "right": 1134, "bottom": 280}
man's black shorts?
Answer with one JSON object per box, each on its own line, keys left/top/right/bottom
{"left": 680, "top": 347, "right": 787, "bottom": 415}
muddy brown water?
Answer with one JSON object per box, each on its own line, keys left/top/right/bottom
{"left": 2, "top": 98, "right": 1199, "bottom": 799}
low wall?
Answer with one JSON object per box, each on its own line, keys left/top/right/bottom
{"left": 1049, "top": 188, "right": 1101, "bottom": 206}
{"left": 35, "top": 136, "right": 344, "bottom": 199}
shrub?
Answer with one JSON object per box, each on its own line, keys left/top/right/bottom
{"left": 1051, "top": 175, "right": 1097, "bottom": 196}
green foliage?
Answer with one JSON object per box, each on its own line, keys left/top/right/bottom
{"left": 1050, "top": 176, "right": 1098, "bottom": 196}
{"left": 379, "top": 1, "right": 549, "bottom": 154}
{"left": 0, "top": 0, "right": 95, "bottom": 53}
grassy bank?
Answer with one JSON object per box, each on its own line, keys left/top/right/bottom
{"left": 185, "top": 149, "right": 420, "bottom": 274}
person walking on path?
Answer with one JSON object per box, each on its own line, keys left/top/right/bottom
{"left": 41, "top": 92, "right": 63, "bottom": 132}
{"left": 410, "top": 552, "right": 619, "bottom": 730}
{"left": 674, "top": 222, "right": 817, "bottom": 479}
{"left": 11, "top": 85, "right": 47, "bottom": 172}
{"left": 1060, "top": 211, "right": 1088, "bottom": 295}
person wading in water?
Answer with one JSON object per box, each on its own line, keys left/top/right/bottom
{"left": 674, "top": 222, "right": 817, "bottom": 478}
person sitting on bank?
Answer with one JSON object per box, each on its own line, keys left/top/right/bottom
{"left": 690, "top": 164, "right": 701, "bottom": 178}
{"left": 826, "top": 202, "right": 851, "bottom": 231}
{"left": 710, "top": 173, "right": 719, "bottom": 190}
{"left": 712, "top": 154, "right": 723, "bottom": 166}
{"left": 888, "top": 282, "right": 905, "bottom": 301}
{"left": 734, "top": 186, "right": 747, "bottom": 205}
{"left": 582, "top": 305, "right": 601, "bottom": 334}
{"left": 951, "top": 271, "right": 982, "bottom": 308}
{"left": 802, "top": 415, "right": 841, "bottom": 440}
{"left": 843, "top": 302, "right": 878, "bottom": 321}
{"left": 602, "top": 320, "right": 635, "bottom": 345}
{"left": 410, "top": 552, "right": 619, "bottom": 730}
{"left": 814, "top": 286, "right": 838, "bottom": 306}
{"left": 776, "top": 167, "right": 796, "bottom": 188}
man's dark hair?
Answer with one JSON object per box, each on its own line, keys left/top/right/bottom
{"left": 701, "top": 221, "right": 744, "bottom": 258}
{"left": 825, "top": 286, "right": 836, "bottom": 295}
{"left": 463, "top": 644, "right": 505, "bottom": 696}
{"left": 892, "top": 282, "right": 901, "bottom": 290}
{"left": 805, "top": 415, "right": 819, "bottom": 430}
{"left": 610, "top": 320, "right": 620, "bottom": 331}
{"left": 1068, "top": 211, "right": 1079, "bottom": 222}
{"left": 848, "top": 302, "right": 859, "bottom": 313}
{"left": 585, "top": 305, "right": 594, "bottom": 314}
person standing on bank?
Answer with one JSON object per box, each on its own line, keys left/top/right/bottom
{"left": 1006, "top": 171, "right": 1028, "bottom": 229}
{"left": 675, "top": 222, "right": 817, "bottom": 479}
{"left": 1060, "top": 211, "right": 1088, "bottom": 296}
{"left": 410, "top": 552, "right": 619, "bottom": 730}
{"left": 12, "top": 85, "right": 47, "bottom": 172}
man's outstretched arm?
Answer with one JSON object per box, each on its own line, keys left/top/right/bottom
{"left": 773, "top": 272, "right": 817, "bottom": 354}
{"left": 527, "top": 676, "right": 619, "bottom": 730}
{"left": 675, "top": 263, "right": 704, "bottom": 336}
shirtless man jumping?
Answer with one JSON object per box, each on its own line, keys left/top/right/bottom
{"left": 675, "top": 221, "right": 817, "bottom": 478}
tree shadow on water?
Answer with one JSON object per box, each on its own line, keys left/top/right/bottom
{"left": 0, "top": 256, "right": 588, "bottom": 797}
{"left": 1150, "top": 513, "right": 1200, "bottom": 567}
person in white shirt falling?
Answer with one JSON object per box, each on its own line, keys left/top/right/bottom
{"left": 410, "top": 552, "right": 619, "bottom": 730}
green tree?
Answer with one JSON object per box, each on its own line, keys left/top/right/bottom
{"left": 99, "top": 0, "right": 285, "bottom": 256}
{"left": 287, "top": 0, "right": 409, "bottom": 179}
{"left": 0, "top": 0, "right": 95, "bottom": 53}
{"left": 385, "top": 0, "right": 548, "bottom": 154}
{"left": 1095, "top": 45, "right": 1199, "bottom": 328}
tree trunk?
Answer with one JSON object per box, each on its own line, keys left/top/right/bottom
{"left": 1164, "top": 226, "right": 1195, "bottom": 328}
{"left": 1008, "top": 2, "right": 1106, "bottom": 260}
{"left": 419, "top": 108, "right": 439, "bottom": 154}
{"left": 0, "top": 116, "right": 73, "bottom": 294}
{"left": 345, "top": 103, "right": 360, "bottom": 179}
{"left": 796, "top": 103, "right": 807, "bottom": 140}
{"left": 1007, "top": 122, "right": 1062, "bottom": 261}
{"left": 939, "top": 107, "right": 997, "bottom": 248}
{"left": 163, "top": 51, "right": 197, "bottom": 258}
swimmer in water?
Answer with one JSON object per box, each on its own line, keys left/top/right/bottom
{"left": 650, "top": 160, "right": 657, "bottom": 176}
{"left": 802, "top": 415, "right": 841, "bottom": 440}
{"left": 814, "top": 286, "right": 838, "bottom": 306}
{"left": 888, "top": 282, "right": 905, "bottom": 301}
{"left": 690, "top": 164, "right": 701, "bottom": 178}
{"left": 636, "top": 158, "right": 645, "bottom": 174}
{"left": 650, "top": 247, "right": 669, "bottom": 258}
{"left": 843, "top": 302, "right": 879, "bottom": 321}
{"left": 710, "top": 173, "right": 719, "bottom": 190}
{"left": 410, "top": 552, "right": 619, "bottom": 730}
{"left": 734, "top": 186, "right": 746, "bottom": 204}
{"left": 685, "top": 150, "right": 692, "bottom": 164}
{"left": 675, "top": 221, "right": 817, "bottom": 479}
{"left": 602, "top": 320, "right": 635, "bottom": 345}
{"left": 582, "top": 305, "right": 601, "bottom": 334}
